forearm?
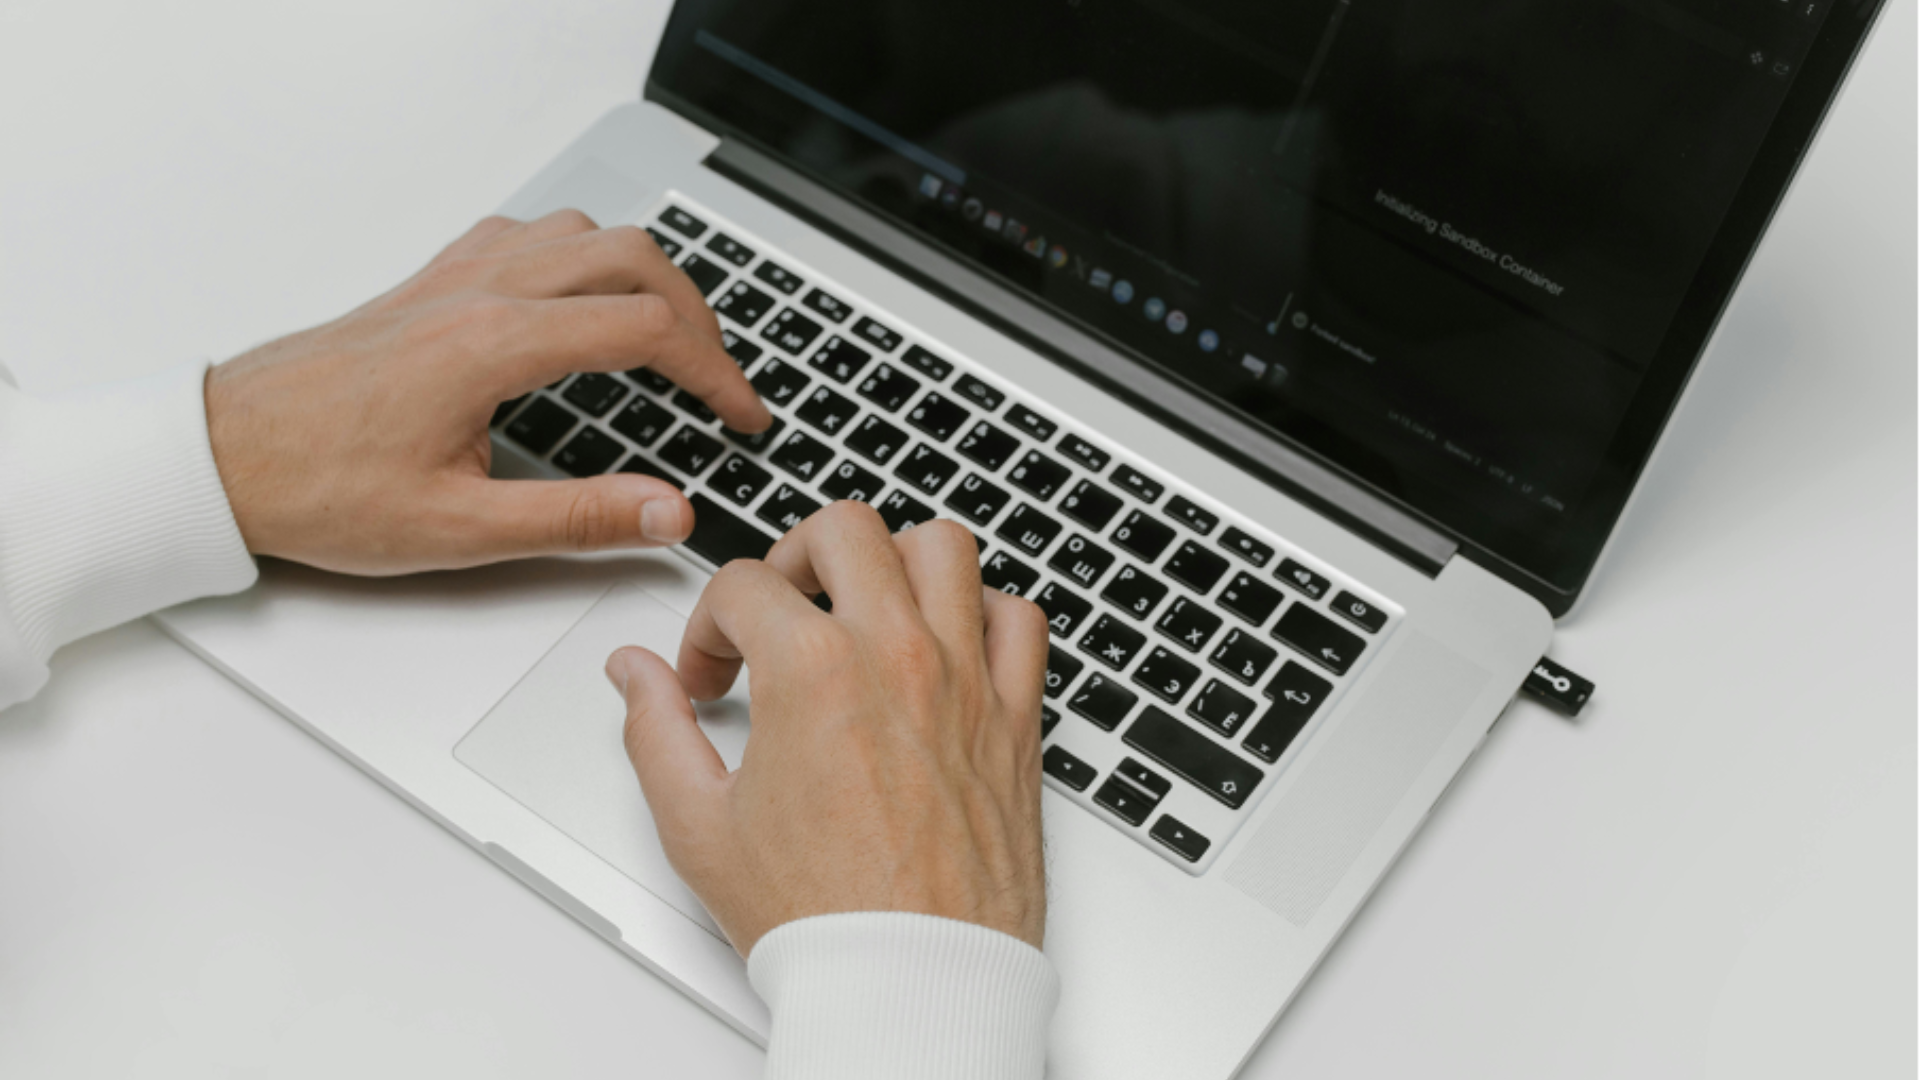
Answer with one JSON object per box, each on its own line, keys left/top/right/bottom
{"left": 0, "top": 361, "right": 257, "bottom": 710}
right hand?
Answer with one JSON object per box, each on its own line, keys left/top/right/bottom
{"left": 605, "top": 503, "right": 1051, "bottom": 957}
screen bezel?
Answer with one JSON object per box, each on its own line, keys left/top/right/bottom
{"left": 642, "top": 0, "right": 1886, "bottom": 615}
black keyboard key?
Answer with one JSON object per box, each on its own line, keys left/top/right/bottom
{"left": 851, "top": 316, "right": 902, "bottom": 353}
{"left": 1331, "top": 590, "right": 1388, "bottom": 633}
{"left": 855, "top": 363, "right": 921, "bottom": 412}
{"left": 720, "top": 328, "right": 765, "bottom": 368}
{"left": 1157, "top": 597, "right": 1224, "bottom": 653}
{"left": 1043, "top": 647, "right": 1084, "bottom": 701}
{"left": 1042, "top": 744, "right": 1095, "bottom": 789}
{"left": 609, "top": 396, "right": 676, "bottom": 448}
{"left": 767, "top": 430, "right": 836, "bottom": 482}
{"left": 1034, "top": 582, "right": 1093, "bottom": 639}
{"left": 1041, "top": 706, "right": 1060, "bottom": 739}
{"left": 1123, "top": 707, "right": 1264, "bottom": 809}
{"left": 504, "top": 397, "right": 578, "bottom": 454}
{"left": 713, "top": 280, "right": 774, "bottom": 327}
{"left": 953, "top": 374, "right": 1004, "bottom": 412}
{"left": 1058, "top": 434, "right": 1111, "bottom": 473}
{"left": 491, "top": 395, "right": 529, "bottom": 427}
{"left": 1220, "top": 572, "right": 1284, "bottom": 626}
{"left": 618, "top": 454, "right": 683, "bottom": 489}
{"left": 956, "top": 421, "right": 1020, "bottom": 471}
{"left": 1060, "top": 481, "right": 1123, "bottom": 530}
{"left": 1005, "top": 404, "right": 1058, "bottom": 442}
{"left": 896, "top": 444, "right": 959, "bottom": 495}
{"left": 945, "top": 473, "right": 1011, "bottom": 526}
{"left": 1275, "top": 558, "right": 1332, "bottom": 601}
{"left": 1248, "top": 663, "right": 1332, "bottom": 763}
{"left": 643, "top": 227, "right": 682, "bottom": 259}
{"left": 1189, "top": 679, "right": 1257, "bottom": 738}
{"left": 981, "top": 550, "right": 1040, "bottom": 596}
{"left": 1166, "top": 495, "right": 1219, "bottom": 535}
{"left": 626, "top": 368, "right": 674, "bottom": 395}
{"left": 1111, "top": 464, "right": 1163, "bottom": 503}
{"left": 552, "top": 426, "right": 625, "bottom": 477}
{"left": 678, "top": 252, "right": 730, "bottom": 297}
{"left": 1112, "top": 510, "right": 1176, "bottom": 561}
{"left": 657, "top": 424, "right": 725, "bottom": 475}
{"left": 1101, "top": 565, "right": 1168, "bottom": 621}
{"left": 753, "top": 259, "right": 803, "bottom": 295}
{"left": 683, "top": 492, "right": 775, "bottom": 566}
{"left": 801, "top": 287, "right": 853, "bottom": 323}
{"left": 1165, "top": 541, "right": 1230, "bottom": 594}
{"left": 808, "top": 335, "right": 871, "bottom": 383}
{"left": 905, "top": 392, "right": 970, "bottom": 442}
{"left": 749, "top": 357, "right": 812, "bottom": 408}
{"left": 1149, "top": 815, "right": 1211, "bottom": 862}
{"left": 1219, "top": 527, "right": 1275, "bottom": 567}
{"left": 1131, "top": 647, "right": 1201, "bottom": 704}
{"left": 671, "top": 389, "right": 716, "bottom": 425}
{"left": 722, "top": 416, "right": 787, "bottom": 452}
{"left": 1273, "top": 604, "right": 1364, "bottom": 676}
{"left": 755, "top": 483, "right": 823, "bottom": 533}
{"left": 658, "top": 205, "right": 707, "bottom": 239}
{"left": 562, "top": 373, "right": 629, "bottom": 417}
{"left": 996, "top": 504, "right": 1062, "bottom": 556}
{"left": 875, "top": 490, "right": 935, "bottom": 533}
{"left": 713, "top": 453, "right": 774, "bottom": 507}
{"left": 1211, "top": 628, "right": 1279, "bottom": 686}
{"left": 1048, "top": 533, "right": 1115, "bottom": 590}
{"left": 900, "top": 344, "right": 954, "bottom": 382}
{"left": 1093, "top": 775, "right": 1157, "bottom": 826}
{"left": 1078, "top": 614, "right": 1146, "bottom": 671}
{"left": 705, "top": 232, "right": 754, "bottom": 267}
{"left": 762, "top": 307, "right": 825, "bottom": 355}
{"left": 1008, "top": 450, "right": 1072, "bottom": 501}
{"left": 1069, "top": 673, "right": 1139, "bottom": 732}
{"left": 819, "top": 460, "right": 884, "bottom": 503}
{"left": 795, "top": 385, "right": 860, "bottom": 436}
{"left": 844, "top": 414, "right": 909, "bottom": 465}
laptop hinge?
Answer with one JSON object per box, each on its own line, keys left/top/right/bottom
{"left": 703, "top": 136, "right": 1460, "bottom": 576}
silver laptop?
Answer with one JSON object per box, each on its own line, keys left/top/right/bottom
{"left": 156, "top": 1, "right": 1883, "bottom": 1075}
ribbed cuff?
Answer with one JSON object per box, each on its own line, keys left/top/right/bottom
{"left": 0, "top": 360, "right": 257, "bottom": 705}
{"left": 747, "top": 912, "right": 1058, "bottom": 1080}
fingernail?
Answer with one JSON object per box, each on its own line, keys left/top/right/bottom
{"left": 604, "top": 650, "right": 630, "bottom": 693}
{"left": 641, "top": 498, "right": 690, "bottom": 544}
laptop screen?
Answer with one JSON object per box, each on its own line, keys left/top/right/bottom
{"left": 649, "top": 0, "right": 1880, "bottom": 600}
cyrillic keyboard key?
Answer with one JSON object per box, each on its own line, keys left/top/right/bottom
{"left": 618, "top": 454, "right": 683, "bottom": 489}
{"left": 748, "top": 357, "right": 812, "bottom": 408}
{"left": 855, "top": 363, "right": 920, "bottom": 412}
{"left": 1043, "top": 647, "right": 1084, "bottom": 701}
{"left": 844, "top": 414, "right": 908, "bottom": 465}
{"left": 1005, "top": 404, "right": 1058, "bottom": 442}
{"left": 1275, "top": 558, "right": 1331, "bottom": 601}
{"left": 1112, "top": 510, "right": 1175, "bottom": 561}
{"left": 981, "top": 550, "right": 1040, "bottom": 596}
{"left": 767, "top": 431, "right": 835, "bottom": 482}
{"left": 1188, "top": 679, "right": 1257, "bottom": 738}
{"left": 713, "top": 280, "right": 774, "bottom": 327}
{"left": 722, "top": 416, "right": 786, "bottom": 452}
{"left": 1331, "top": 590, "right": 1388, "bottom": 633}
{"left": 1149, "top": 815, "right": 1211, "bottom": 862}
{"left": 1131, "top": 647, "right": 1201, "bottom": 704}
{"left": 808, "top": 335, "right": 871, "bottom": 383}
{"left": 1008, "top": 450, "right": 1072, "bottom": 501}
{"left": 762, "top": 307, "right": 825, "bottom": 355}
{"left": 1034, "top": 581, "right": 1094, "bottom": 638}
{"left": 609, "top": 397, "right": 676, "bottom": 448}
{"left": 625, "top": 368, "right": 674, "bottom": 395}
{"left": 896, "top": 444, "right": 959, "bottom": 495}
{"left": 713, "top": 454, "right": 773, "bottom": 507}
{"left": 643, "top": 227, "right": 682, "bottom": 259}
{"left": 491, "top": 395, "right": 529, "bottom": 427}
{"left": 956, "top": 421, "right": 1020, "bottom": 471}
{"left": 720, "top": 328, "right": 764, "bottom": 367}
{"left": 1157, "top": 597, "right": 1224, "bottom": 653}
{"left": 1069, "top": 673, "right": 1139, "bottom": 732}
{"left": 562, "top": 373, "right": 629, "bottom": 417}
{"left": 1111, "top": 464, "right": 1163, "bottom": 503}
{"left": 819, "top": 460, "right": 883, "bottom": 503}
{"left": 1165, "top": 540, "right": 1230, "bottom": 594}
{"left": 946, "top": 472, "right": 1011, "bottom": 526}
{"left": 657, "top": 424, "right": 725, "bottom": 476}
{"left": 1210, "top": 628, "right": 1279, "bottom": 686}
{"left": 1048, "top": 533, "right": 1115, "bottom": 590}
{"left": 1218, "top": 527, "right": 1275, "bottom": 567}
{"left": 1219, "top": 572, "right": 1284, "bottom": 626}
{"left": 905, "top": 392, "right": 970, "bottom": 441}
{"left": 795, "top": 385, "right": 860, "bottom": 436}
{"left": 801, "top": 287, "right": 852, "bottom": 323}
{"left": 1165, "top": 495, "right": 1219, "bottom": 534}
{"left": 1273, "top": 604, "right": 1364, "bottom": 676}
{"left": 705, "top": 232, "right": 754, "bottom": 267}
{"left": 1123, "top": 707, "right": 1264, "bottom": 809}
{"left": 1093, "top": 775, "right": 1157, "bottom": 826}
{"left": 953, "top": 374, "right": 1005, "bottom": 412}
{"left": 671, "top": 389, "right": 716, "bottom": 424}
{"left": 875, "top": 490, "right": 935, "bottom": 533}
{"left": 504, "top": 397, "right": 577, "bottom": 454}
{"left": 900, "top": 344, "right": 954, "bottom": 381}
{"left": 552, "top": 427, "right": 625, "bottom": 477}
{"left": 996, "top": 504, "right": 1062, "bottom": 556}
{"left": 678, "top": 252, "right": 730, "bottom": 297}
{"left": 683, "top": 492, "right": 774, "bottom": 566}
{"left": 1058, "top": 434, "right": 1111, "bottom": 473}
{"left": 1060, "top": 481, "right": 1123, "bottom": 530}
{"left": 1079, "top": 614, "right": 1146, "bottom": 671}
{"left": 756, "top": 483, "right": 823, "bottom": 533}
{"left": 1101, "top": 565, "right": 1168, "bottom": 621}
{"left": 852, "top": 316, "right": 902, "bottom": 352}
{"left": 658, "top": 206, "right": 707, "bottom": 238}
{"left": 753, "top": 259, "right": 803, "bottom": 295}
{"left": 1042, "top": 744, "right": 1095, "bottom": 790}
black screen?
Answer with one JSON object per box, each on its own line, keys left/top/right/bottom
{"left": 648, "top": 0, "right": 1880, "bottom": 600}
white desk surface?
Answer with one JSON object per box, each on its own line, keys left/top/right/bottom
{"left": 1, "top": 2, "right": 1912, "bottom": 1076}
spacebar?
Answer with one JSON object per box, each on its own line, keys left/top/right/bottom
{"left": 684, "top": 493, "right": 775, "bottom": 567}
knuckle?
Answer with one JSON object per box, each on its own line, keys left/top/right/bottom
{"left": 788, "top": 616, "right": 855, "bottom": 671}
{"left": 555, "top": 488, "right": 624, "bottom": 552}
{"left": 606, "top": 224, "right": 657, "bottom": 261}
{"left": 817, "top": 498, "right": 886, "bottom": 538}
{"left": 546, "top": 207, "right": 598, "bottom": 232}
{"left": 626, "top": 292, "right": 679, "bottom": 338}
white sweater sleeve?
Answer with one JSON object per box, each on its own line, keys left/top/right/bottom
{"left": 0, "top": 360, "right": 258, "bottom": 710}
{"left": 748, "top": 912, "right": 1058, "bottom": 1080}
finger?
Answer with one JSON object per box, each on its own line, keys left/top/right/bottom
{"left": 475, "top": 207, "right": 602, "bottom": 255}
{"left": 677, "top": 560, "right": 828, "bottom": 701}
{"left": 487, "top": 294, "right": 770, "bottom": 432}
{"left": 490, "top": 226, "right": 725, "bottom": 345}
{"left": 607, "top": 646, "right": 728, "bottom": 845}
{"left": 891, "top": 519, "right": 986, "bottom": 650}
{"left": 762, "top": 501, "right": 918, "bottom": 625}
{"left": 427, "top": 472, "right": 694, "bottom": 566}
{"left": 981, "top": 588, "right": 1049, "bottom": 717}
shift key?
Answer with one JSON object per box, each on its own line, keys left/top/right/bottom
{"left": 1122, "top": 706, "right": 1264, "bottom": 809}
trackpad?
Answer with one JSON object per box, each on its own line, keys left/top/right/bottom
{"left": 454, "top": 583, "right": 746, "bottom": 938}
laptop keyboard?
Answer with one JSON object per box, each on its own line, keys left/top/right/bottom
{"left": 492, "top": 195, "right": 1401, "bottom": 874}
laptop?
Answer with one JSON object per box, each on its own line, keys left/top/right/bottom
{"left": 156, "top": 0, "right": 1885, "bottom": 1075}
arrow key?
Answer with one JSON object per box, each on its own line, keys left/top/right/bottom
{"left": 1149, "top": 815, "right": 1212, "bottom": 862}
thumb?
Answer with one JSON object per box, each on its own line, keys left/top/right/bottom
{"left": 607, "top": 646, "right": 728, "bottom": 850}
{"left": 449, "top": 473, "right": 694, "bottom": 562}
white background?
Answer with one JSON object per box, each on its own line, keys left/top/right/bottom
{"left": 0, "top": 1, "right": 1912, "bottom": 1076}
